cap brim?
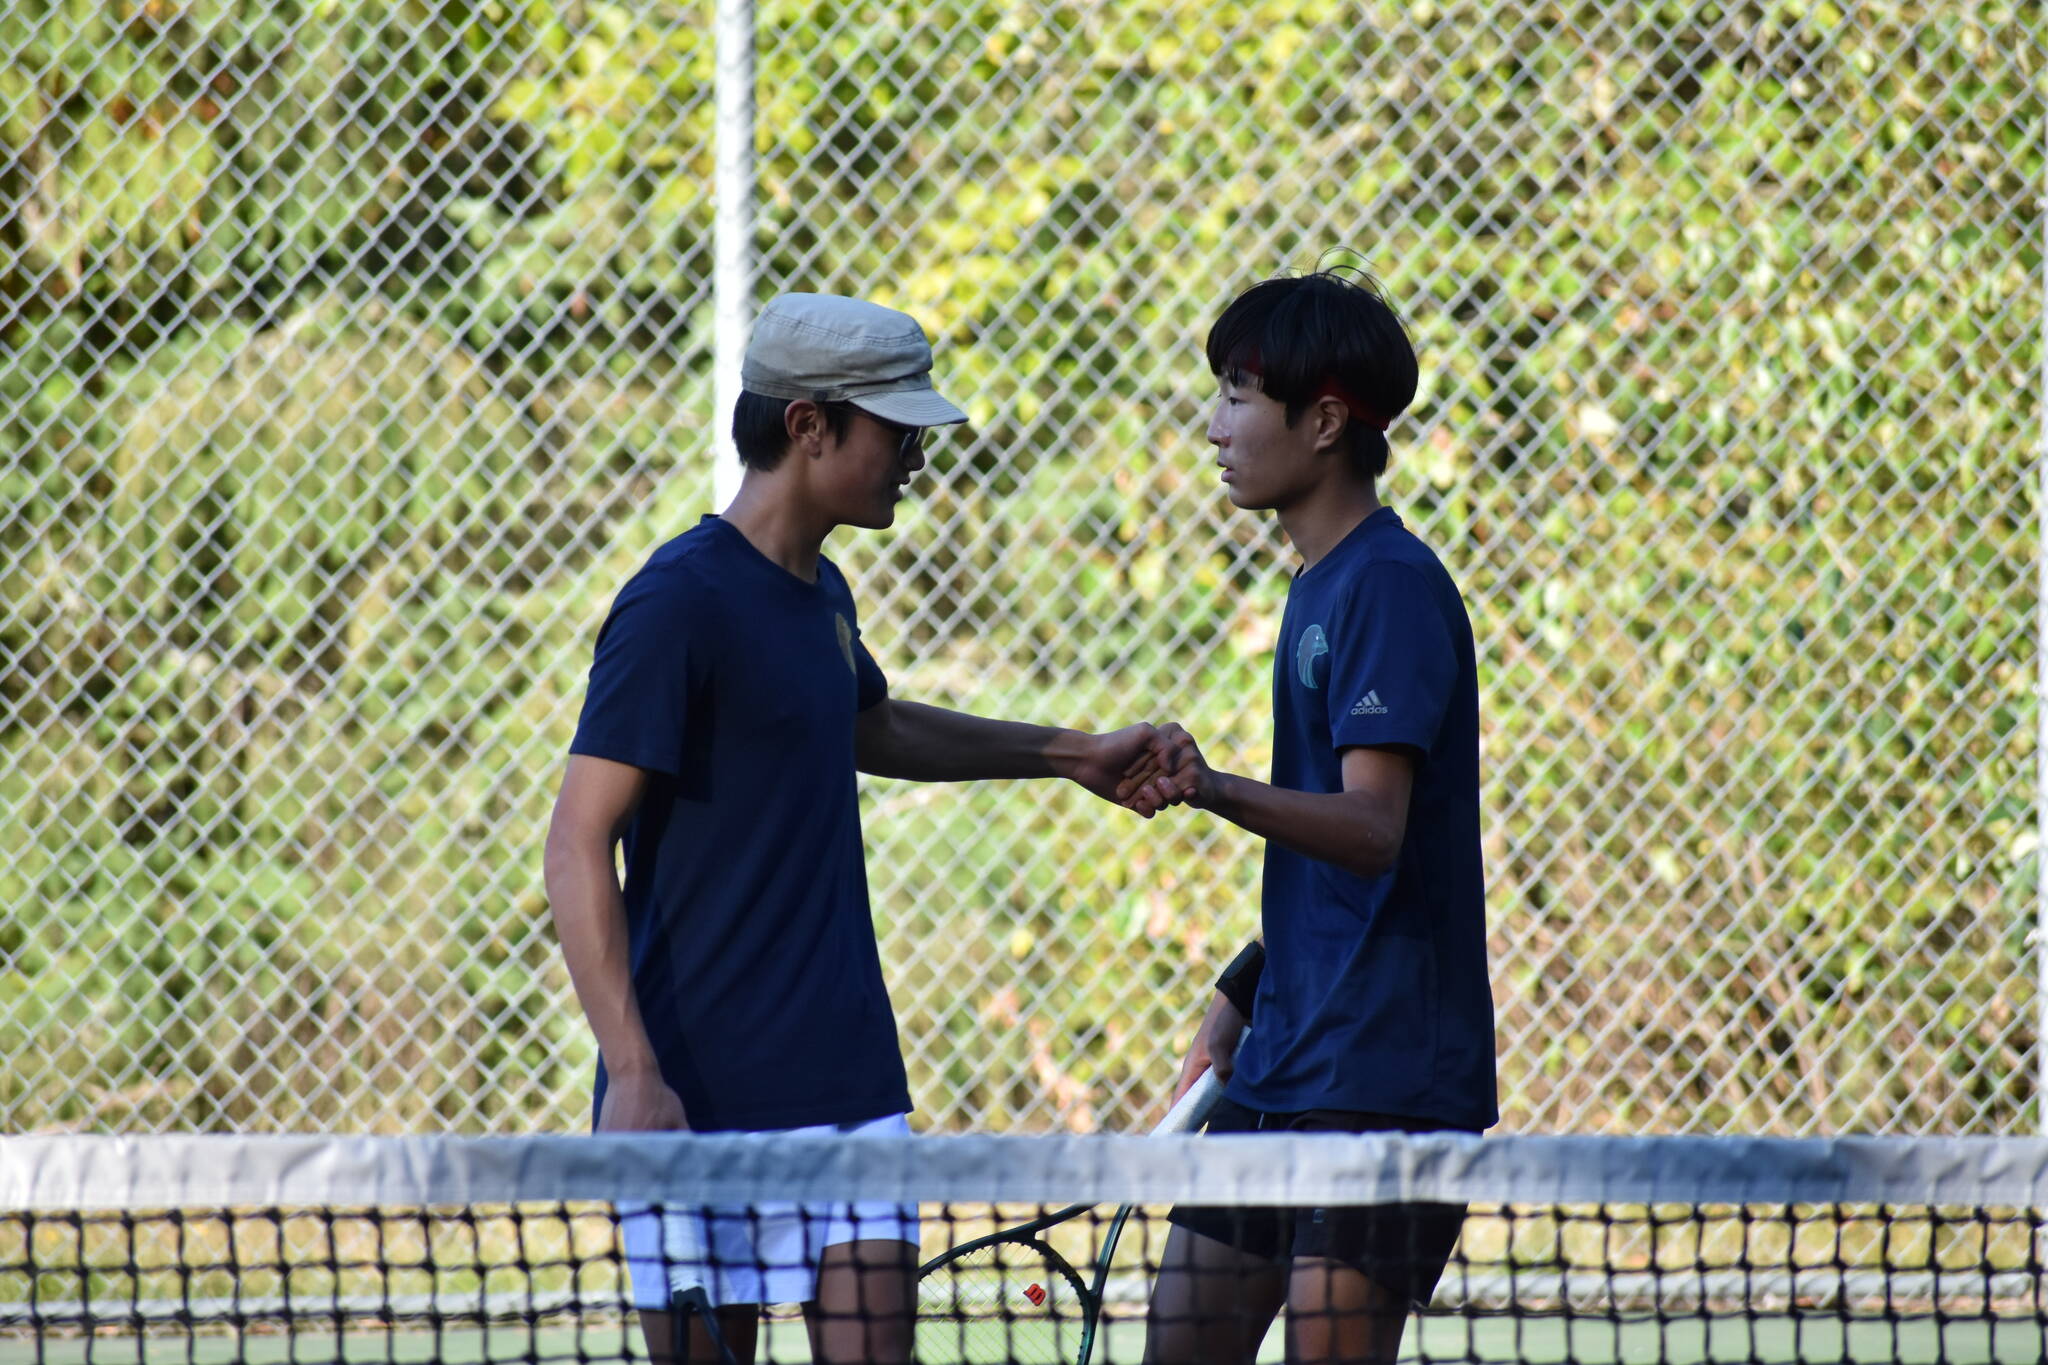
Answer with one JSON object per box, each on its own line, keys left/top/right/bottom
{"left": 851, "top": 388, "right": 970, "bottom": 427}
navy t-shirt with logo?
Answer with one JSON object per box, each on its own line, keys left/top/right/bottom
{"left": 570, "top": 515, "right": 911, "bottom": 1132}
{"left": 1228, "top": 507, "right": 1497, "bottom": 1132}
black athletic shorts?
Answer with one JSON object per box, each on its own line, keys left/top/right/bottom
{"left": 1166, "top": 1098, "right": 1473, "bottom": 1309}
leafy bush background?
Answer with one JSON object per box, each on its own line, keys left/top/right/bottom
{"left": 2, "top": 0, "right": 2040, "bottom": 1134}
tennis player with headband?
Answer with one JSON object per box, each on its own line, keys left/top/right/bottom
{"left": 546, "top": 293, "right": 1174, "bottom": 1365}
{"left": 1121, "top": 267, "right": 1497, "bottom": 1365}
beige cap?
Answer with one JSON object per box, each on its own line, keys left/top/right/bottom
{"left": 741, "top": 293, "right": 969, "bottom": 428}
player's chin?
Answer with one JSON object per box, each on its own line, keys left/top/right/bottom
{"left": 1223, "top": 481, "right": 1275, "bottom": 511}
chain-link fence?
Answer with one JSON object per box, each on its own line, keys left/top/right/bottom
{"left": 2, "top": 1, "right": 2041, "bottom": 1138}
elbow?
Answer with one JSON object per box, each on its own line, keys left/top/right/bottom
{"left": 541, "top": 817, "right": 605, "bottom": 902}
{"left": 1347, "top": 850, "right": 1398, "bottom": 881}
{"left": 540, "top": 829, "right": 574, "bottom": 912}
{"left": 1333, "top": 800, "right": 1403, "bottom": 880}
{"left": 1341, "top": 825, "right": 1403, "bottom": 881}
{"left": 541, "top": 807, "right": 575, "bottom": 874}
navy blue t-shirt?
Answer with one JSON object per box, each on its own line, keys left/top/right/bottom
{"left": 569, "top": 515, "right": 911, "bottom": 1132}
{"left": 1228, "top": 507, "right": 1497, "bottom": 1131}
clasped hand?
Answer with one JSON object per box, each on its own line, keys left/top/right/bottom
{"left": 1095, "top": 723, "right": 1216, "bottom": 818}
{"left": 1058, "top": 722, "right": 1217, "bottom": 818}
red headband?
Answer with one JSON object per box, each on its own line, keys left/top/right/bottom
{"left": 1312, "top": 378, "right": 1390, "bottom": 432}
{"left": 1234, "top": 357, "right": 1390, "bottom": 431}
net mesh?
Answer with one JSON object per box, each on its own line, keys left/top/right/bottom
{"left": 5, "top": 1133, "right": 2046, "bottom": 1364}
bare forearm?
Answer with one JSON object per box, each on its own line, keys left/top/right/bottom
{"left": 543, "top": 838, "right": 662, "bottom": 1078}
{"left": 1204, "top": 773, "right": 1403, "bottom": 880}
{"left": 859, "top": 700, "right": 1084, "bottom": 782}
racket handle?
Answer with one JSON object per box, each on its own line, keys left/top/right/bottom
{"left": 1152, "top": 1029, "right": 1246, "bottom": 1135}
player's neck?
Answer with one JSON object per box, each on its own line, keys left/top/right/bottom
{"left": 720, "top": 479, "right": 829, "bottom": 584}
{"left": 1278, "top": 479, "right": 1383, "bottom": 573}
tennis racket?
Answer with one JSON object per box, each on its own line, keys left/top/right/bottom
{"left": 916, "top": 1053, "right": 1232, "bottom": 1365}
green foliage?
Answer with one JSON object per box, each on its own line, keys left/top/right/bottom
{"left": 0, "top": 2, "right": 2040, "bottom": 1133}
{"left": 2, "top": 294, "right": 704, "bottom": 1129}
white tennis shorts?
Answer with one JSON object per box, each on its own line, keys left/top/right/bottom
{"left": 618, "top": 1111, "right": 918, "bottom": 1309}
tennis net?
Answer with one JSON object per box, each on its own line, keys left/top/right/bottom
{"left": 3, "top": 1132, "right": 2046, "bottom": 1363}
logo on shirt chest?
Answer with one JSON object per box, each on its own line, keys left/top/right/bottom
{"left": 1295, "top": 624, "right": 1330, "bottom": 691}
{"left": 834, "top": 614, "right": 856, "bottom": 675}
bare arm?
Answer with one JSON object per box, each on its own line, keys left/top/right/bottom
{"left": 1124, "top": 727, "right": 1414, "bottom": 880}
{"left": 542, "top": 754, "right": 688, "bottom": 1130}
{"left": 855, "top": 698, "right": 1163, "bottom": 812}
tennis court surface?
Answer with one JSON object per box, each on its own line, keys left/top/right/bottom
{"left": 5, "top": 1132, "right": 2045, "bottom": 1363}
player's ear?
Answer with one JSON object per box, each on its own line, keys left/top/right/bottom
{"left": 1310, "top": 395, "right": 1350, "bottom": 454}
{"left": 784, "top": 400, "right": 826, "bottom": 456}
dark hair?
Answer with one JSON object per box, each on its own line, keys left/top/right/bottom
{"left": 731, "top": 391, "right": 858, "bottom": 471}
{"left": 1205, "top": 267, "right": 1418, "bottom": 480}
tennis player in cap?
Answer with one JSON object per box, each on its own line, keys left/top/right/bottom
{"left": 545, "top": 293, "right": 1167, "bottom": 1365}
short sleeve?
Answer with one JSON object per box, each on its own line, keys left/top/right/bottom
{"left": 822, "top": 558, "right": 889, "bottom": 711}
{"left": 569, "top": 568, "right": 706, "bottom": 776}
{"left": 852, "top": 628, "right": 888, "bottom": 711}
{"left": 1326, "top": 562, "right": 1456, "bottom": 757}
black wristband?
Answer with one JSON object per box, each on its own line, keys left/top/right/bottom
{"left": 1214, "top": 940, "right": 1264, "bottom": 1021}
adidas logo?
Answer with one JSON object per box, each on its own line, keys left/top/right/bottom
{"left": 1350, "top": 690, "right": 1388, "bottom": 716}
